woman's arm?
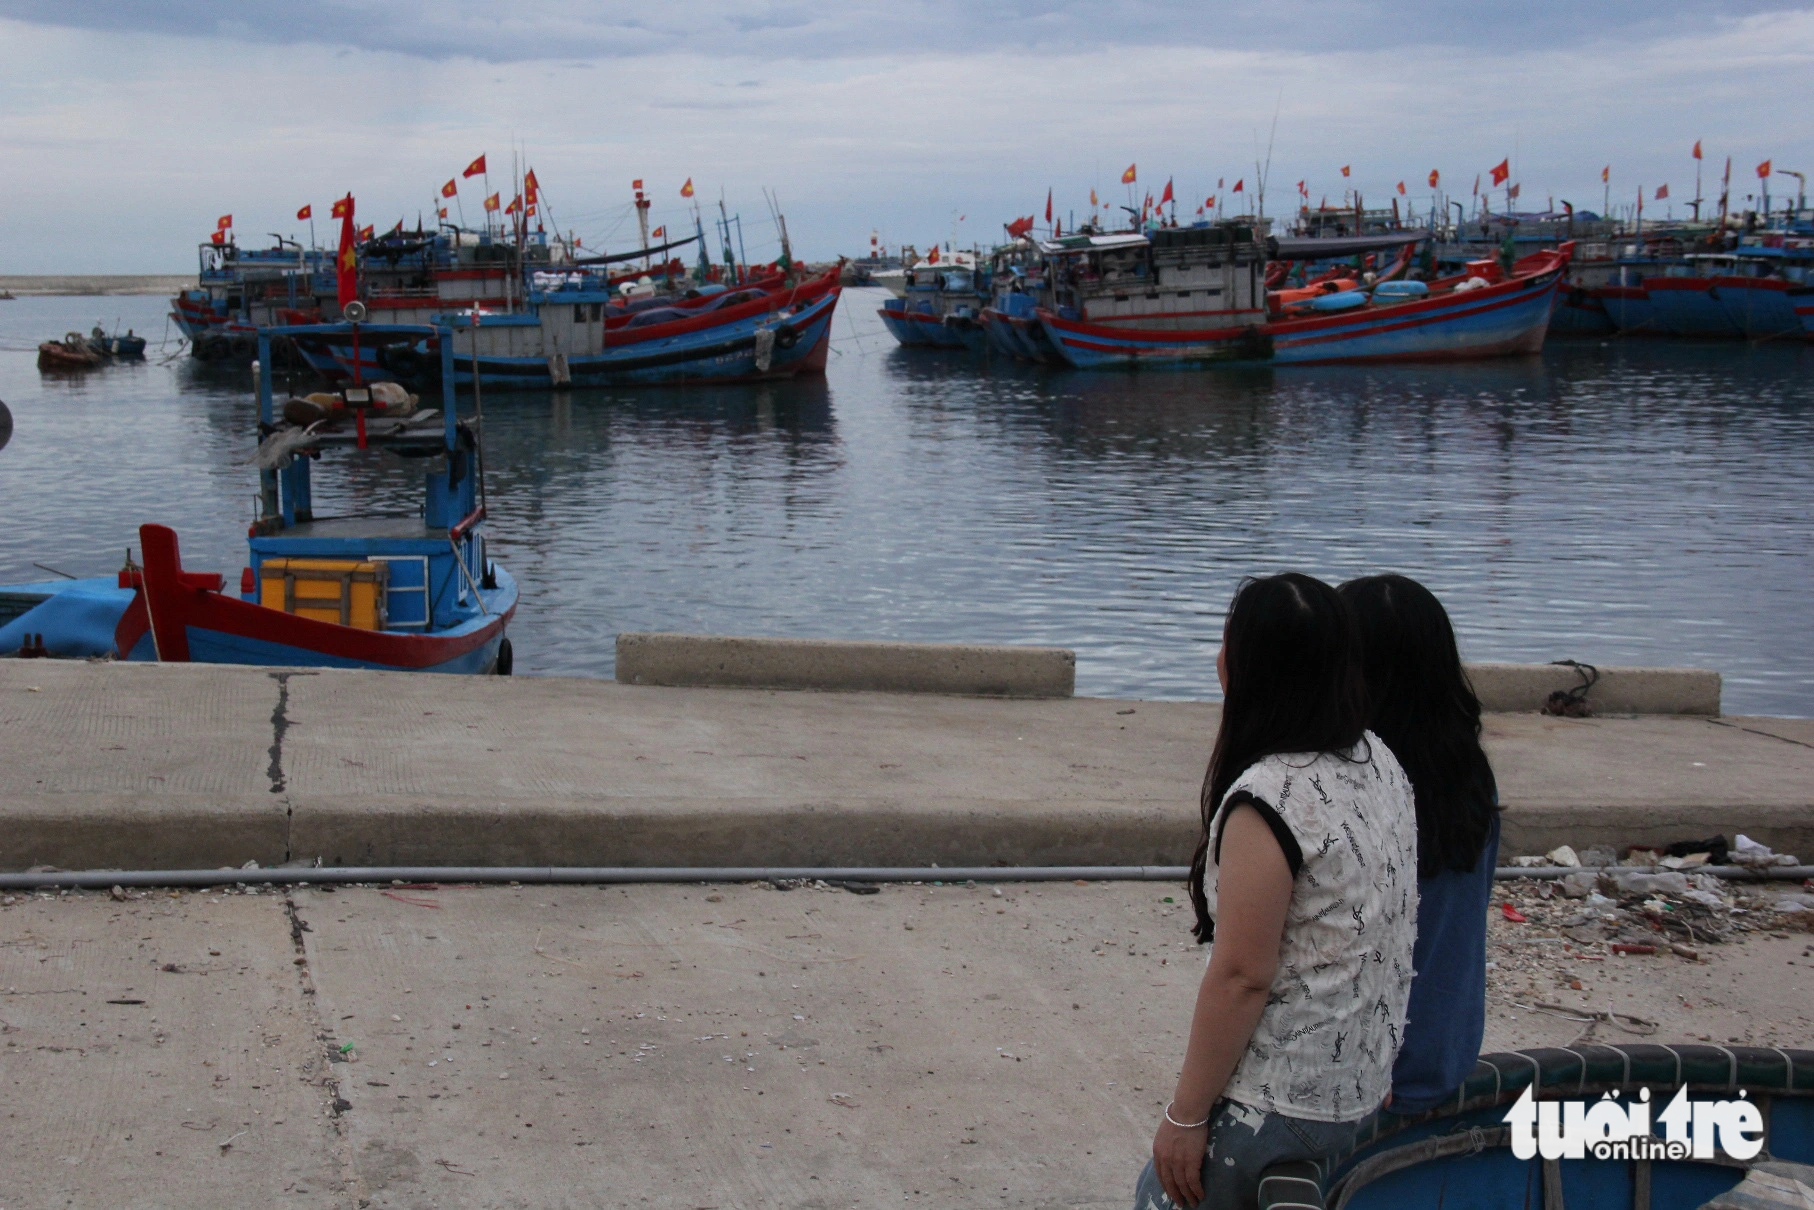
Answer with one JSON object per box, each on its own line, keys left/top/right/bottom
{"left": 1152, "top": 803, "right": 1294, "bottom": 1207}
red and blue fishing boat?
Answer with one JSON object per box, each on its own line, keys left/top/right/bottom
{"left": 1, "top": 322, "right": 517, "bottom": 674}
{"left": 1032, "top": 222, "right": 1569, "bottom": 368}
{"left": 1643, "top": 259, "right": 1747, "bottom": 338}
{"left": 878, "top": 252, "right": 990, "bottom": 350}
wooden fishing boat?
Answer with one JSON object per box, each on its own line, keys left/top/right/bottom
{"left": 878, "top": 252, "right": 990, "bottom": 350}
{"left": 1291, "top": 1043, "right": 1814, "bottom": 1210}
{"left": 300, "top": 266, "right": 842, "bottom": 390}
{"left": 2, "top": 323, "right": 517, "bottom": 674}
{"left": 1035, "top": 230, "right": 1570, "bottom": 368}
{"left": 1643, "top": 261, "right": 1747, "bottom": 338}
{"left": 36, "top": 333, "right": 105, "bottom": 370}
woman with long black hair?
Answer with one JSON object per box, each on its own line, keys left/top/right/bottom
{"left": 1338, "top": 574, "right": 1500, "bottom": 1114}
{"left": 1137, "top": 574, "right": 1418, "bottom": 1210}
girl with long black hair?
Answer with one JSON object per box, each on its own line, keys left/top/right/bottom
{"left": 1337, "top": 574, "right": 1500, "bottom": 1114}
{"left": 1137, "top": 574, "right": 1418, "bottom": 1210}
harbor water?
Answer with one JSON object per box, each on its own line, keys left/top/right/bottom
{"left": 2, "top": 289, "right": 1811, "bottom": 714}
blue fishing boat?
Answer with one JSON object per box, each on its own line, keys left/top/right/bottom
{"left": 292, "top": 267, "right": 840, "bottom": 391}
{"left": 1645, "top": 261, "right": 1746, "bottom": 338}
{"left": 878, "top": 252, "right": 990, "bottom": 350}
{"left": 1, "top": 322, "right": 517, "bottom": 674}
{"left": 1307, "top": 1044, "right": 1814, "bottom": 1210}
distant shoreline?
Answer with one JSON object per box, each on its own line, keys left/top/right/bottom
{"left": 0, "top": 275, "right": 194, "bottom": 297}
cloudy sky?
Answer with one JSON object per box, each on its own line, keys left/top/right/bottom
{"left": 2, "top": 1, "right": 1810, "bottom": 272}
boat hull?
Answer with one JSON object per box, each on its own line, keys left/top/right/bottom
{"left": 1711, "top": 276, "right": 1814, "bottom": 340}
{"left": 879, "top": 304, "right": 969, "bottom": 349}
{"left": 1643, "top": 277, "right": 1744, "bottom": 338}
{"left": 1596, "top": 284, "right": 1659, "bottom": 334}
{"left": 1549, "top": 286, "right": 1616, "bottom": 336}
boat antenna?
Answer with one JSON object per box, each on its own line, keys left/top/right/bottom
{"left": 1255, "top": 89, "right": 1281, "bottom": 221}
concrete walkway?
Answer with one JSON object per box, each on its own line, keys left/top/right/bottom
{"left": 2, "top": 882, "right": 1809, "bottom": 1209}
{"left": 2, "top": 661, "right": 1812, "bottom": 872}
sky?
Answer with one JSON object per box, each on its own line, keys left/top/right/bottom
{"left": 2, "top": 1, "right": 1811, "bottom": 272}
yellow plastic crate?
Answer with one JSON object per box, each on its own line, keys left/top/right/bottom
{"left": 259, "top": 558, "right": 388, "bottom": 630}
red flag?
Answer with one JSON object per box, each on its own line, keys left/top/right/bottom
{"left": 483, "top": 193, "right": 500, "bottom": 212}
{"left": 437, "top": 207, "right": 448, "bottom": 220}
{"left": 1232, "top": 179, "right": 1244, "bottom": 193}
{"left": 209, "top": 230, "right": 225, "bottom": 245}
{"left": 632, "top": 178, "right": 644, "bottom": 192}
{"left": 1089, "top": 188, "right": 1098, "bottom": 207}
{"left": 463, "top": 154, "right": 487, "bottom": 179}
{"left": 1507, "top": 183, "right": 1520, "bottom": 200}
{"left": 1296, "top": 180, "right": 1306, "bottom": 196}
{"left": 1396, "top": 181, "right": 1406, "bottom": 195}
{"left": 216, "top": 214, "right": 232, "bottom": 230}
{"left": 1205, "top": 196, "right": 1215, "bottom": 209}
{"left": 927, "top": 245, "right": 939, "bottom": 265}
{"left": 1160, "top": 178, "right": 1174, "bottom": 205}
{"left": 1757, "top": 159, "right": 1772, "bottom": 179}
{"left": 1006, "top": 216, "right": 1034, "bottom": 239}
{"left": 525, "top": 169, "right": 540, "bottom": 205}
{"left": 1692, "top": 140, "right": 1702, "bottom": 161}
{"left": 1045, "top": 188, "right": 1052, "bottom": 223}
{"left": 357, "top": 224, "right": 373, "bottom": 240}
{"left": 1428, "top": 169, "right": 1440, "bottom": 188}
{"left": 1490, "top": 158, "right": 1510, "bottom": 186}
{"left": 504, "top": 195, "right": 521, "bottom": 215}
{"left": 1656, "top": 184, "right": 1669, "bottom": 200}
{"left": 335, "top": 195, "right": 357, "bottom": 311}
{"left": 296, "top": 205, "right": 312, "bottom": 221}
{"left": 651, "top": 225, "right": 665, "bottom": 239}
{"left": 1120, "top": 164, "right": 1136, "bottom": 184}
{"left": 678, "top": 176, "right": 693, "bottom": 199}
{"left": 440, "top": 179, "right": 458, "bottom": 199}
{"left": 1601, "top": 166, "right": 1610, "bottom": 184}
{"left": 1340, "top": 165, "right": 1351, "bottom": 178}
{"left": 1054, "top": 218, "right": 1061, "bottom": 238}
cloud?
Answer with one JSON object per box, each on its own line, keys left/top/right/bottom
{"left": 0, "top": 0, "right": 1800, "bottom": 61}
{"left": 0, "top": 9, "right": 1809, "bottom": 272}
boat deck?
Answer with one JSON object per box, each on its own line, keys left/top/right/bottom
{"left": 279, "top": 515, "right": 443, "bottom": 542}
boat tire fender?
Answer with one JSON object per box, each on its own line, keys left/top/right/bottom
{"left": 773, "top": 324, "right": 800, "bottom": 350}
{"left": 494, "top": 636, "right": 513, "bottom": 676}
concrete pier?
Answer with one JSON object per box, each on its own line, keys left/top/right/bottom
{"left": 1, "top": 660, "right": 1807, "bottom": 873}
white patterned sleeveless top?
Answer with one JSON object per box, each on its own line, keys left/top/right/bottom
{"left": 1203, "top": 733, "right": 1418, "bottom": 1123}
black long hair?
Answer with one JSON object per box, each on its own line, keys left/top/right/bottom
{"left": 1188, "top": 573, "right": 1368, "bottom": 942}
{"left": 1338, "top": 574, "right": 1498, "bottom": 879}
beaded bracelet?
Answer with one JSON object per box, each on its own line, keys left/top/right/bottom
{"left": 1164, "top": 1102, "right": 1211, "bottom": 1129}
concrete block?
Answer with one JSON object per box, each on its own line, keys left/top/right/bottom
{"left": 1466, "top": 662, "right": 1721, "bottom": 716}
{"left": 616, "top": 632, "right": 1076, "bottom": 698}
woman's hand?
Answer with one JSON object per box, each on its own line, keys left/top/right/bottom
{"left": 1152, "top": 1113, "right": 1210, "bottom": 1208}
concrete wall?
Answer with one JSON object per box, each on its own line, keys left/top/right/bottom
{"left": 616, "top": 632, "right": 1076, "bottom": 698}
{"left": 1467, "top": 663, "right": 1720, "bottom": 716}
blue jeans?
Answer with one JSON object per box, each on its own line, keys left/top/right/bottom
{"left": 1133, "top": 1099, "right": 1358, "bottom": 1210}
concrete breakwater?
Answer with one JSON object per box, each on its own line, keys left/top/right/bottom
{"left": 1, "top": 654, "right": 1805, "bottom": 874}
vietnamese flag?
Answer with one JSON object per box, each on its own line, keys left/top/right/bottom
{"left": 505, "top": 195, "right": 522, "bottom": 216}
{"left": 1656, "top": 184, "right": 1669, "bottom": 200}
{"left": 463, "top": 154, "right": 487, "bottom": 179}
{"left": 438, "top": 207, "right": 448, "bottom": 220}
{"left": 357, "top": 225, "right": 373, "bottom": 240}
{"left": 1601, "top": 166, "right": 1610, "bottom": 184}
{"left": 335, "top": 194, "right": 357, "bottom": 311}
{"left": 1490, "top": 158, "right": 1510, "bottom": 186}
{"left": 1396, "top": 181, "right": 1406, "bottom": 195}
{"left": 1757, "top": 159, "right": 1772, "bottom": 179}
{"left": 209, "top": 230, "right": 225, "bottom": 245}
{"left": 1160, "top": 178, "right": 1174, "bottom": 205}
{"left": 525, "top": 169, "right": 541, "bottom": 205}
{"left": 1692, "top": 140, "right": 1703, "bottom": 161}
{"left": 1205, "top": 196, "right": 1215, "bottom": 209}
{"left": 927, "top": 244, "right": 939, "bottom": 265}
{"left": 1045, "top": 188, "right": 1053, "bottom": 223}
{"left": 651, "top": 226, "right": 665, "bottom": 239}
{"left": 1089, "top": 188, "right": 1098, "bottom": 207}
{"left": 1340, "top": 165, "right": 1351, "bottom": 178}
{"left": 440, "top": 179, "right": 458, "bottom": 199}
{"left": 217, "top": 214, "right": 232, "bottom": 230}
{"left": 1120, "top": 164, "right": 1136, "bottom": 184}
{"left": 1232, "top": 179, "right": 1244, "bottom": 193}
{"left": 483, "top": 193, "right": 500, "bottom": 212}
{"left": 296, "top": 205, "right": 312, "bottom": 221}
{"left": 679, "top": 177, "right": 694, "bottom": 199}
{"left": 1428, "top": 169, "right": 1440, "bottom": 188}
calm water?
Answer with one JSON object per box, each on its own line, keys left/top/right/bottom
{"left": 3, "top": 291, "right": 1812, "bottom": 714}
